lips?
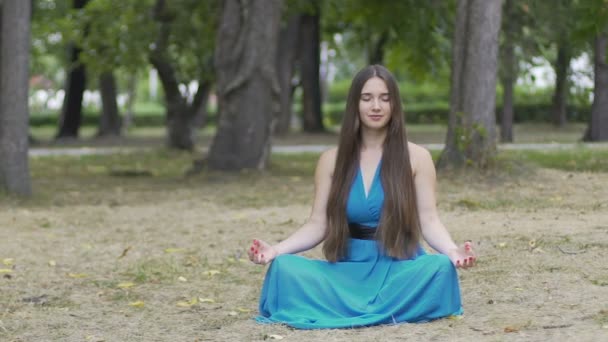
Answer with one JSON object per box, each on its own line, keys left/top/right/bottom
{"left": 368, "top": 115, "right": 384, "bottom": 121}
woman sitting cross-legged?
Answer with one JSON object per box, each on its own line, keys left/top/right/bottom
{"left": 248, "top": 64, "right": 476, "bottom": 329}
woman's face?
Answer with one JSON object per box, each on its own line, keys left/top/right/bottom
{"left": 358, "top": 77, "right": 392, "bottom": 131}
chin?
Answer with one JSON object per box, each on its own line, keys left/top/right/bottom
{"left": 363, "top": 122, "right": 389, "bottom": 130}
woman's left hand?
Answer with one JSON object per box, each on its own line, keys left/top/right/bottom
{"left": 447, "top": 241, "right": 476, "bottom": 269}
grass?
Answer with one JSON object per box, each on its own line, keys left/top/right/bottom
{"left": 1, "top": 147, "right": 608, "bottom": 341}
{"left": 505, "top": 149, "right": 608, "bottom": 172}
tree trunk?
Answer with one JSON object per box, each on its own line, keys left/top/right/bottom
{"left": 97, "top": 71, "right": 121, "bottom": 136}
{"left": 500, "top": 0, "right": 515, "bottom": 143}
{"left": 368, "top": 30, "right": 389, "bottom": 65}
{"left": 299, "top": 10, "right": 324, "bottom": 132}
{"left": 274, "top": 14, "right": 301, "bottom": 135}
{"left": 150, "top": 0, "right": 194, "bottom": 150}
{"left": 438, "top": 0, "right": 502, "bottom": 169}
{"left": 207, "top": 0, "right": 282, "bottom": 170}
{"left": 0, "top": 0, "right": 31, "bottom": 196}
{"left": 122, "top": 73, "right": 137, "bottom": 130}
{"left": 56, "top": 0, "right": 89, "bottom": 139}
{"left": 551, "top": 42, "right": 570, "bottom": 127}
{"left": 584, "top": 32, "right": 608, "bottom": 141}
{"left": 191, "top": 79, "right": 211, "bottom": 129}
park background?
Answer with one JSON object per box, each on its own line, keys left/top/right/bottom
{"left": 1, "top": 0, "right": 608, "bottom": 341}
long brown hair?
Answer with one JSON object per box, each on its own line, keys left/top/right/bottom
{"left": 323, "top": 65, "right": 421, "bottom": 262}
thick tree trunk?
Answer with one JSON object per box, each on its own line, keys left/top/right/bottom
{"left": 274, "top": 14, "right": 301, "bottom": 135}
{"left": 299, "top": 11, "right": 324, "bottom": 132}
{"left": 584, "top": 33, "right": 608, "bottom": 141}
{"left": 207, "top": 0, "right": 282, "bottom": 170}
{"left": 551, "top": 43, "right": 570, "bottom": 127}
{"left": 56, "top": 0, "right": 88, "bottom": 139}
{"left": 0, "top": 0, "right": 31, "bottom": 196}
{"left": 437, "top": 0, "right": 468, "bottom": 167}
{"left": 500, "top": 0, "right": 515, "bottom": 143}
{"left": 438, "top": 0, "right": 502, "bottom": 169}
{"left": 150, "top": 0, "right": 194, "bottom": 150}
{"left": 97, "top": 71, "right": 121, "bottom": 137}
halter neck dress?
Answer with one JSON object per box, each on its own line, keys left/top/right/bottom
{"left": 256, "top": 162, "right": 463, "bottom": 329}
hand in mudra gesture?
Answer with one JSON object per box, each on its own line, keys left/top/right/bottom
{"left": 248, "top": 239, "right": 278, "bottom": 265}
{"left": 447, "top": 241, "right": 476, "bottom": 269}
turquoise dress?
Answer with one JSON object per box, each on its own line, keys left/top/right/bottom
{"left": 257, "top": 164, "right": 463, "bottom": 329}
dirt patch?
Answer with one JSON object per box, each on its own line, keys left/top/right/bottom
{"left": 1, "top": 160, "right": 607, "bottom": 341}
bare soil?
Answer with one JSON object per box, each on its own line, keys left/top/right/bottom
{"left": 1, "top": 154, "right": 607, "bottom": 342}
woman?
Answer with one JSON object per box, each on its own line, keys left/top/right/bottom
{"left": 248, "top": 65, "right": 476, "bottom": 329}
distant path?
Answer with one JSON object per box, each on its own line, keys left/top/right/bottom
{"left": 29, "top": 142, "right": 608, "bottom": 157}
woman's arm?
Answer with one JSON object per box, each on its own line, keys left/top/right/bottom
{"left": 249, "top": 148, "right": 336, "bottom": 264}
{"left": 411, "top": 145, "right": 475, "bottom": 268}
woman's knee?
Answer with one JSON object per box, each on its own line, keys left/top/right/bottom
{"left": 434, "top": 254, "right": 455, "bottom": 273}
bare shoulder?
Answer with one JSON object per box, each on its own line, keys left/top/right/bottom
{"left": 317, "top": 147, "right": 338, "bottom": 176}
{"left": 407, "top": 142, "right": 433, "bottom": 175}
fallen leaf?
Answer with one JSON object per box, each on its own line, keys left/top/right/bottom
{"left": 204, "top": 270, "right": 221, "bottom": 276}
{"left": 498, "top": 242, "right": 507, "bottom": 248}
{"left": 178, "top": 276, "right": 187, "bottom": 282}
{"left": 164, "top": 248, "right": 185, "bottom": 254}
{"left": 504, "top": 326, "right": 519, "bottom": 333}
{"left": 118, "top": 246, "right": 132, "bottom": 259}
{"left": 0, "top": 268, "right": 13, "bottom": 273}
{"left": 68, "top": 273, "right": 88, "bottom": 278}
{"left": 529, "top": 240, "right": 537, "bottom": 248}
{"left": 238, "top": 258, "right": 249, "bottom": 263}
{"left": 48, "top": 260, "right": 57, "bottom": 267}
{"left": 2, "top": 258, "right": 14, "bottom": 266}
{"left": 128, "top": 301, "right": 145, "bottom": 307}
{"left": 236, "top": 307, "right": 251, "bottom": 313}
{"left": 268, "top": 335, "right": 284, "bottom": 340}
{"left": 117, "top": 282, "right": 136, "bottom": 289}
{"left": 176, "top": 297, "right": 198, "bottom": 307}
{"left": 199, "top": 298, "right": 216, "bottom": 303}
{"left": 227, "top": 311, "right": 238, "bottom": 316}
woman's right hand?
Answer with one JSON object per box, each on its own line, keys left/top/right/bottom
{"left": 248, "top": 239, "right": 278, "bottom": 265}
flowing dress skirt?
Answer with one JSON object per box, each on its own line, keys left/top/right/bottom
{"left": 257, "top": 239, "right": 462, "bottom": 329}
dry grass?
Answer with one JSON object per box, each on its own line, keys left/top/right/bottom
{"left": 1, "top": 150, "right": 607, "bottom": 341}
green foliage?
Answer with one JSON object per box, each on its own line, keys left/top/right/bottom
{"left": 571, "top": 0, "right": 608, "bottom": 40}
{"left": 322, "top": 0, "right": 453, "bottom": 80}
{"left": 75, "top": 0, "right": 156, "bottom": 75}
{"left": 31, "top": 0, "right": 219, "bottom": 82}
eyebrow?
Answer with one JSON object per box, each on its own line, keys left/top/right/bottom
{"left": 360, "top": 92, "right": 390, "bottom": 96}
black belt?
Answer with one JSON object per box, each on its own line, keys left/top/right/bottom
{"left": 348, "top": 223, "right": 377, "bottom": 240}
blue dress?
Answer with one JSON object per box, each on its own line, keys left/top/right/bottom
{"left": 257, "top": 163, "right": 463, "bottom": 329}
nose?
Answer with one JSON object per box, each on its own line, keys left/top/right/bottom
{"left": 372, "top": 98, "right": 381, "bottom": 111}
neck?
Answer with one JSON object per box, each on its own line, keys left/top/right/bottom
{"left": 360, "top": 128, "right": 387, "bottom": 151}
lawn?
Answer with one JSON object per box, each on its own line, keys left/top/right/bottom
{"left": 1, "top": 145, "right": 607, "bottom": 341}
